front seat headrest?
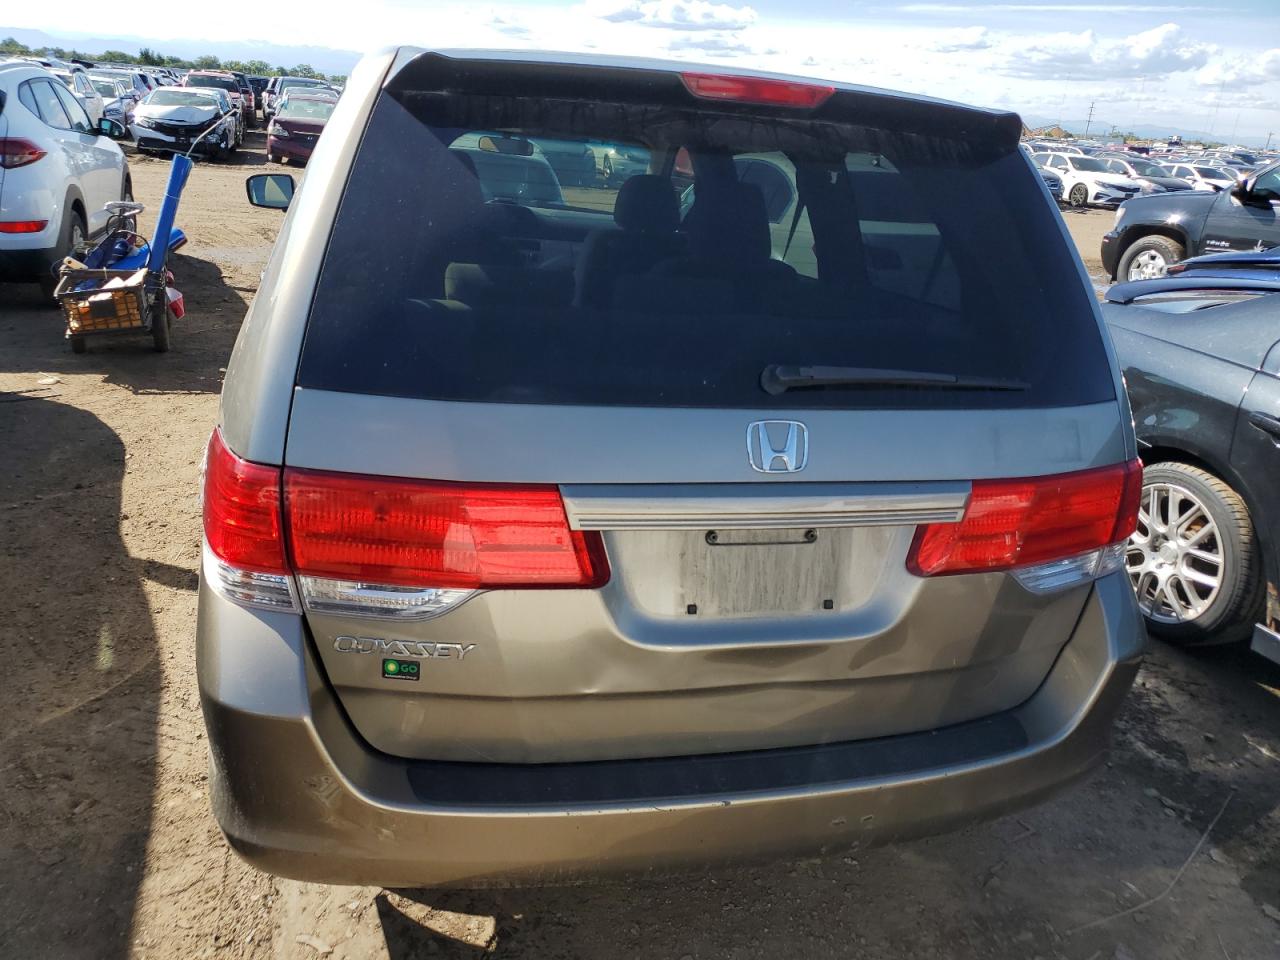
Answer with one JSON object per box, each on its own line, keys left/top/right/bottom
{"left": 614, "top": 175, "right": 680, "bottom": 235}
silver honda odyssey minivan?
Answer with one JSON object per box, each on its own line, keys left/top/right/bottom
{"left": 200, "top": 47, "right": 1145, "bottom": 886}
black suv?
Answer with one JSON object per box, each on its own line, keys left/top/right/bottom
{"left": 1101, "top": 160, "right": 1280, "bottom": 282}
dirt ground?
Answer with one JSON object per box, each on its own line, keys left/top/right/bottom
{"left": 1, "top": 136, "right": 1278, "bottom": 960}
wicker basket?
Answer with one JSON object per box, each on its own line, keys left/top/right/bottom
{"left": 55, "top": 268, "right": 160, "bottom": 334}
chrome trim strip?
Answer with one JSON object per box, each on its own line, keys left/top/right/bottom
{"left": 561, "top": 482, "right": 970, "bottom": 531}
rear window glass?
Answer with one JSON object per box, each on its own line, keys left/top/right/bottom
{"left": 186, "top": 74, "right": 237, "bottom": 92}
{"left": 298, "top": 74, "right": 1114, "bottom": 410}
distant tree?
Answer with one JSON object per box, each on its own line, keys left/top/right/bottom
{"left": 192, "top": 54, "right": 221, "bottom": 70}
{"left": 100, "top": 49, "right": 136, "bottom": 63}
{"left": 163, "top": 55, "right": 185, "bottom": 66}
{"left": 289, "top": 63, "right": 319, "bottom": 79}
{"left": 223, "top": 59, "right": 248, "bottom": 73}
{"left": 0, "top": 36, "right": 32, "bottom": 54}
{"left": 327, "top": 74, "right": 345, "bottom": 85}
{"left": 244, "top": 59, "right": 272, "bottom": 75}
{"left": 137, "top": 47, "right": 165, "bottom": 65}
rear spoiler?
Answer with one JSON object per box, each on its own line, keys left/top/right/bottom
{"left": 388, "top": 52, "right": 1024, "bottom": 152}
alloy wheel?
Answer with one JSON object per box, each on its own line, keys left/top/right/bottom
{"left": 1127, "top": 249, "right": 1169, "bottom": 280}
{"left": 1126, "top": 482, "right": 1223, "bottom": 623}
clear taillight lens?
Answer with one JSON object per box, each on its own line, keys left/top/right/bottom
{"left": 907, "top": 460, "right": 1142, "bottom": 592}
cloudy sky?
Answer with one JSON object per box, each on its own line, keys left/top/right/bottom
{"left": 10, "top": 0, "right": 1280, "bottom": 142}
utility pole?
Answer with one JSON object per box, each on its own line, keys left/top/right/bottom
{"left": 1083, "top": 100, "right": 1096, "bottom": 138}
{"left": 1267, "top": 131, "right": 1274, "bottom": 150}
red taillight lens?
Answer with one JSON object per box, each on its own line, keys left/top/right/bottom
{"left": 680, "top": 72, "right": 835, "bottom": 109}
{"left": 0, "top": 138, "right": 47, "bottom": 169}
{"left": 908, "top": 460, "right": 1143, "bottom": 577}
{"left": 203, "top": 429, "right": 288, "bottom": 574}
{"left": 284, "top": 470, "right": 609, "bottom": 590}
{"left": 0, "top": 220, "right": 48, "bottom": 233}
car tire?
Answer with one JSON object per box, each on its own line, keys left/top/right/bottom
{"left": 1117, "top": 235, "right": 1185, "bottom": 282}
{"left": 1126, "top": 462, "right": 1264, "bottom": 646}
{"left": 39, "top": 207, "right": 87, "bottom": 301}
{"left": 1068, "top": 183, "right": 1089, "bottom": 207}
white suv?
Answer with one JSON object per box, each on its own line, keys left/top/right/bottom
{"left": 0, "top": 62, "right": 131, "bottom": 295}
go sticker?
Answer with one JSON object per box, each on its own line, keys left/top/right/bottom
{"left": 382, "top": 658, "right": 421, "bottom": 681}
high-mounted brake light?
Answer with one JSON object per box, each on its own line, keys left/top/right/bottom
{"left": 680, "top": 72, "right": 834, "bottom": 109}
{"left": 907, "top": 461, "right": 1142, "bottom": 591}
{"left": 284, "top": 470, "right": 609, "bottom": 590}
{"left": 0, "top": 138, "right": 48, "bottom": 169}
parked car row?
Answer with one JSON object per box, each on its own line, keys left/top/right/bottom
{"left": 1025, "top": 138, "right": 1278, "bottom": 207}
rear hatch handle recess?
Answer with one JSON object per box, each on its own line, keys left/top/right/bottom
{"left": 761, "top": 364, "right": 1030, "bottom": 396}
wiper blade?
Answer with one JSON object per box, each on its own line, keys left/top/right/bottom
{"left": 760, "top": 364, "right": 1029, "bottom": 396}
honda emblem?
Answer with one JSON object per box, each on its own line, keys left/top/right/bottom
{"left": 746, "top": 421, "right": 808, "bottom": 474}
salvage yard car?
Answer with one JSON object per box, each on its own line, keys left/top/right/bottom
{"left": 1103, "top": 248, "right": 1280, "bottom": 664}
{"left": 132, "top": 87, "right": 240, "bottom": 158}
{"left": 1102, "top": 160, "right": 1280, "bottom": 280}
{"left": 1033, "top": 151, "right": 1142, "bottom": 207}
{"left": 265, "top": 92, "right": 336, "bottom": 165}
{"left": 0, "top": 60, "right": 132, "bottom": 296}
{"left": 201, "top": 48, "right": 1145, "bottom": 887}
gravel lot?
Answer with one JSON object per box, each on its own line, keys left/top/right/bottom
{"left": 1, "top": 137, "right": 1278, "bottom": 960}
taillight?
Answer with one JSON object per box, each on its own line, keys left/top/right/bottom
{"left": 0, "top": 220, "right": 48, "bottom": 233}
{"left": 907, "top": 461, "right": 1142, "bottom": 592}
{"left": 204, "top": 429, "right": 288, "bottom": 573}
{"left": 284, "top": 470, "right": 608, "bottom": 590}
{"left": 202, "top": 429, "right": 296, "bottom": 610}
{"left": 200, "top": 429, "right": 608, "bottom": 617}
{"left": 680, "top": 72, "right": 835, "bottom": 109}
{"left": 0, "top": 138, "right": 48, "bottom": 169}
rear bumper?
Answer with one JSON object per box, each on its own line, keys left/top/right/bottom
{"left": 198, "top": 573, "right": 1144, "bottom": 887}
{"left": 0, "top": 244, "right": 60, "bottom": 282}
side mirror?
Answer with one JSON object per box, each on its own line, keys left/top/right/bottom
{"left": 246, "top": 173, "right": 294, "bottom": 210}
{"left": 97, "top": 117, "right": 127, "bottom": 139}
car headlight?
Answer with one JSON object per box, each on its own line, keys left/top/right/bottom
{"left": 136, "top": 117, "right": 155, "bottom": 128}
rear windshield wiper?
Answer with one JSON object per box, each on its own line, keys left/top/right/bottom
{"left": 761, "top": 364, "right": 1030, "bottom": 396}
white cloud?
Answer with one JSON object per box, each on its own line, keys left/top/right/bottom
{"left": 1001, "top": 22, "right": 1212, "bottom": 80}
{"left": 1196, "top": 48, "right": 1280, "bottom": 89}
{"left": 929, "top": 27, "right": 993, "bottom": 53}
{"left": 488, "top": 15, "right": 532, "bottom": 37}
{"left": 581, "top": 0, "right": 757, "bottom": 30}
{"left": 668, "top": 35, "right": 753, "bottom": 56}
{"left": 902, "top": 3, "right": 1216, "bottom": 11}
